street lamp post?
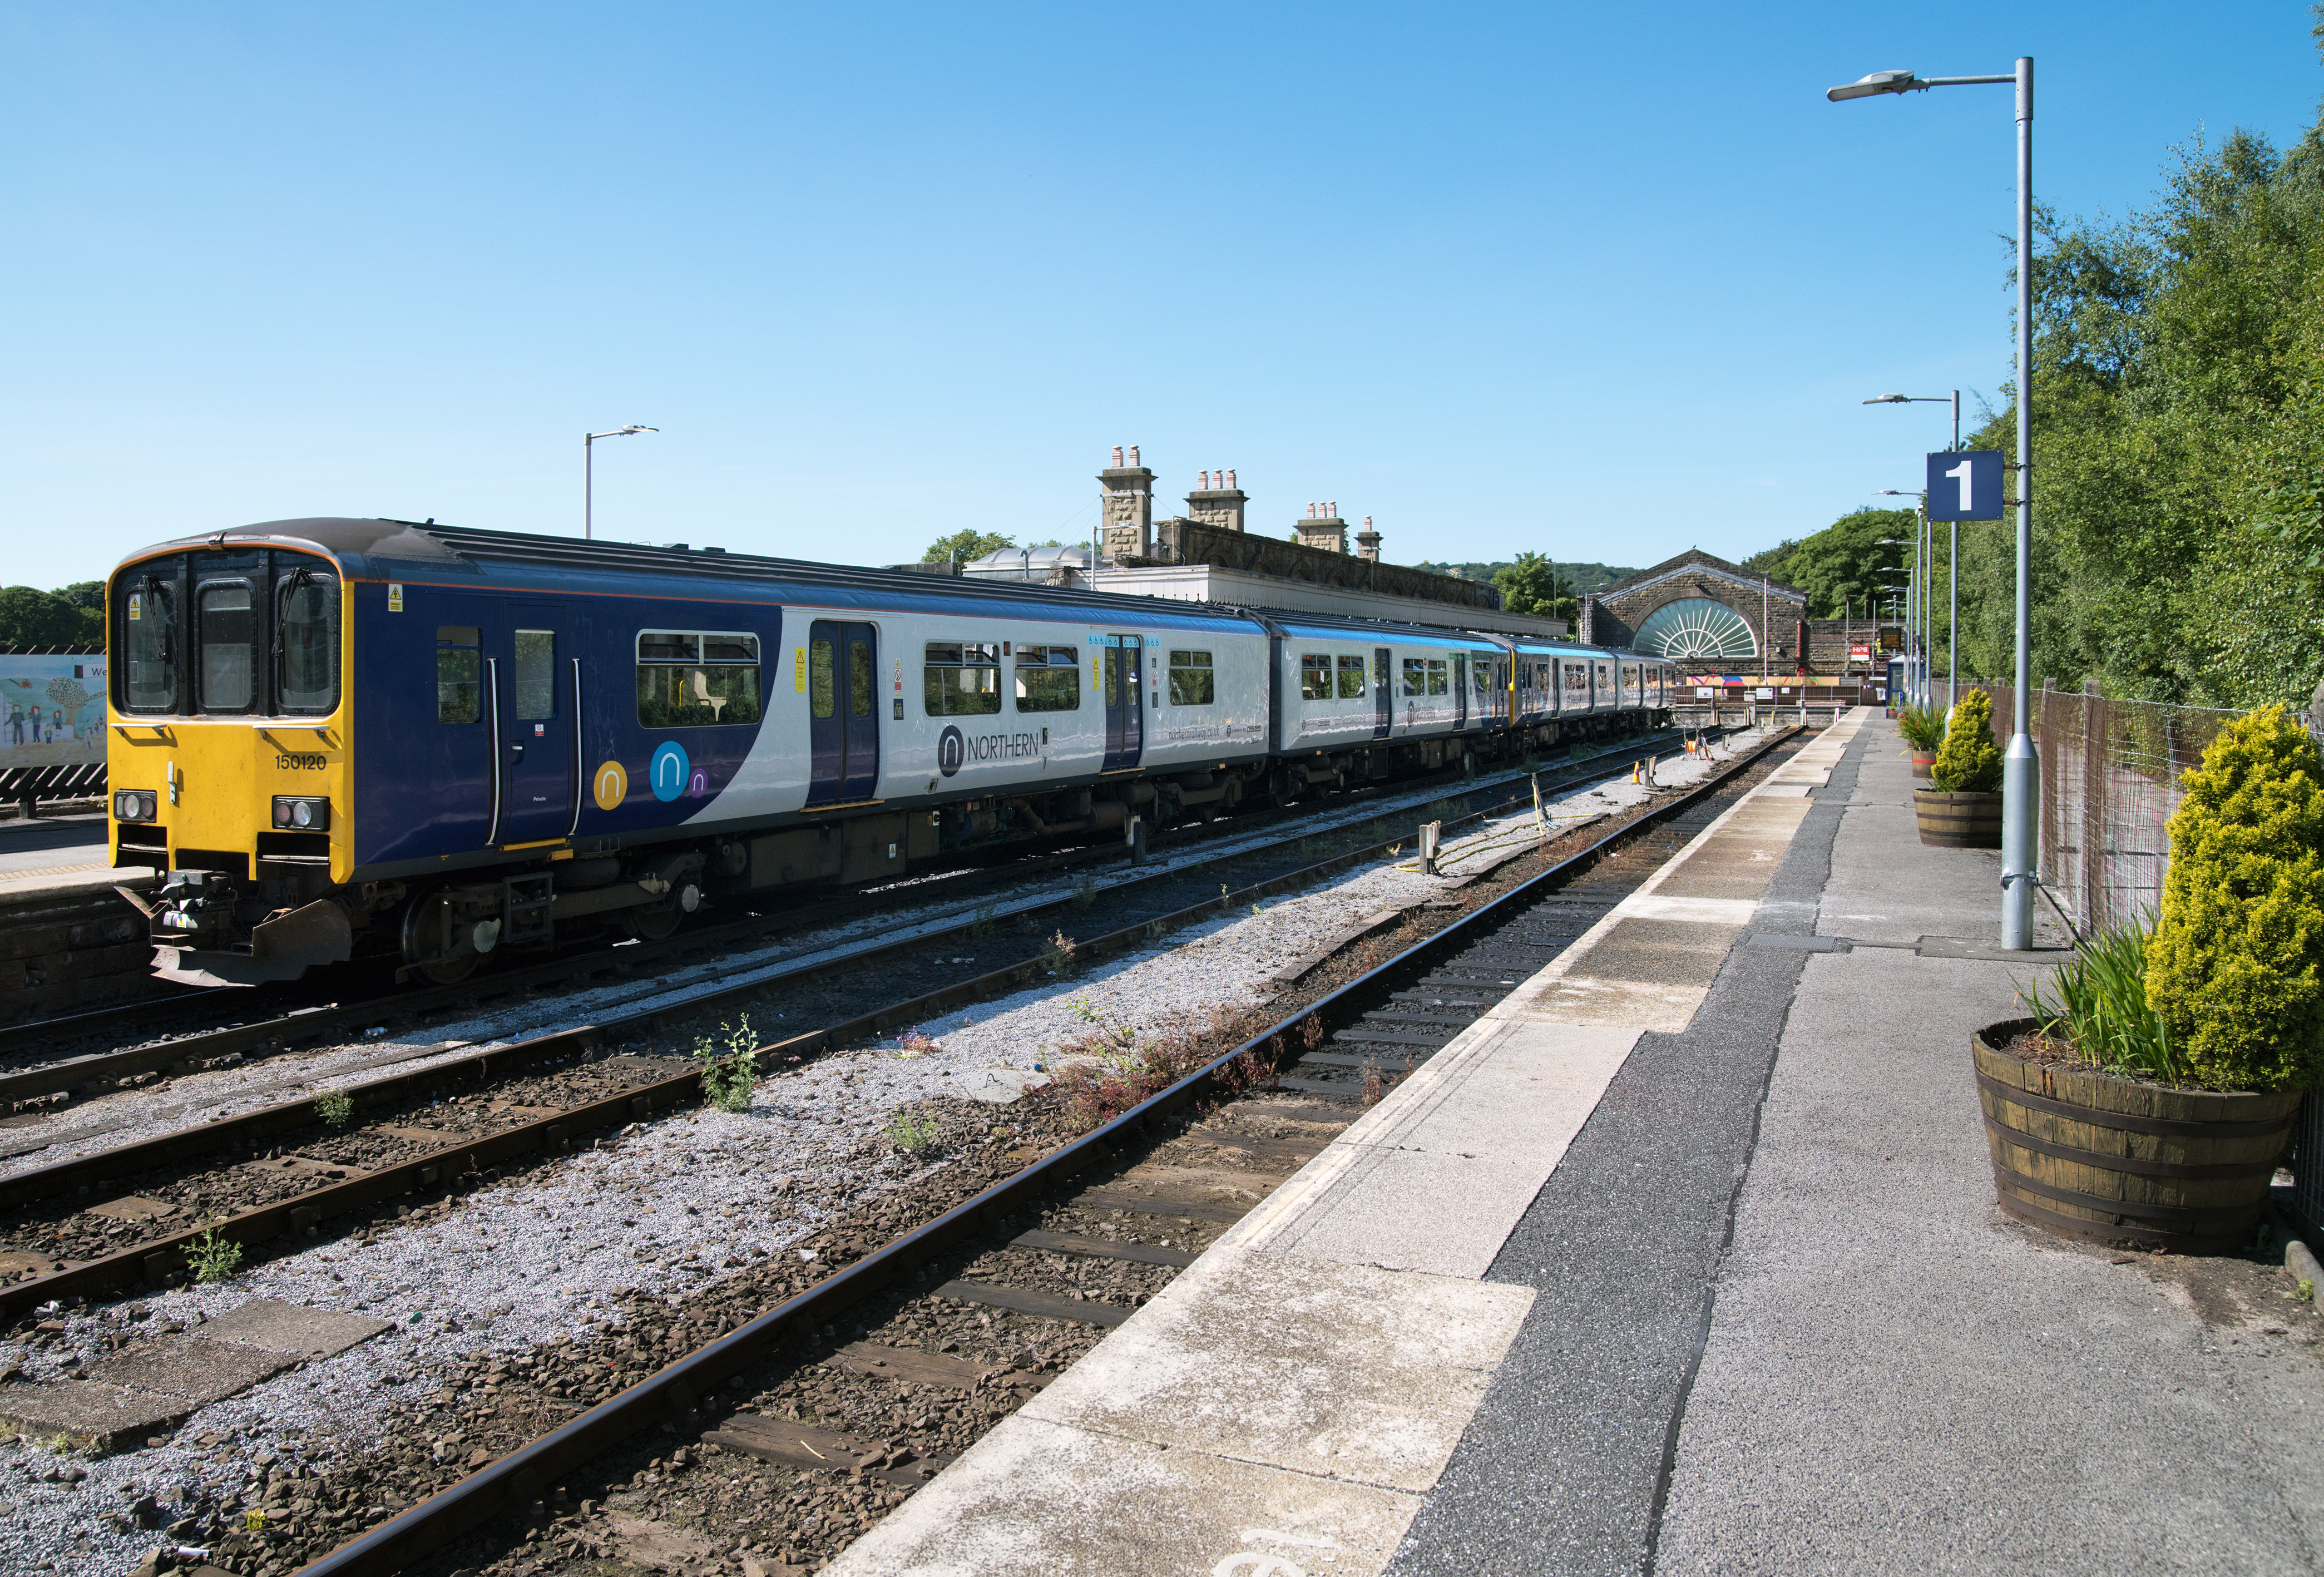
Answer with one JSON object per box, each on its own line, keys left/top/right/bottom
{"left": 584, "top": 426, "right": 659, "bottom": 541}
{"left": 1830, "top": 57, "right": 2039, "bottom": 951}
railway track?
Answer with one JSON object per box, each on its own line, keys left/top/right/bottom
{"left": 0, "top": 729, "right": 1704, "bottom": 1118}
{"left": 231, "top": 723, "right": 1809, "bottom": 1577}
{"left": 0, "top": 730, "right": 1729, "bottom": 1328}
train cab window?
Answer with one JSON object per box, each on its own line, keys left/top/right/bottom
{"left": 275, "top": 570, "right": 338, "bottom": 714}
{"left": 120, "top": 580, "right": 178, "bottom": 713}
{"left": 1015, "top": 645, "right": 1080, "bottom": 712}
{"left": 1168, "top": 650, "right": 1214, "bottom": 705}
{"left": 437, "top": 627, "right": 482, "bottom": 724}
{"left": 924, "top": 641, "right": 1001, "bottom": 716}
{"left": 1427, "top": 659, "right": 1450, "bottom": 696}
{"left": 637, "top": 630, "right": 763, "bottom": 728}
{"left": 1336, "top": 655, "right": 1367, "bottom": 700}
{"left": 196, "top": 581, "right": 256, "bottom": 713}
{"left": 1299, "top": 654, "right": 1332, "bottom": 701}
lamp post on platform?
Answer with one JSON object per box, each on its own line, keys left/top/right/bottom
{"left": 584, "top": 426, "right": 659, "bottom": 541}
{"left": 1829, "top": 56, "right": 2039, "bottom": 950}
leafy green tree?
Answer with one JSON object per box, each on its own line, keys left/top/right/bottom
{"left": 1491, "top": 551, "right": 1577, "bottom": 620}
{"left": 0, "top": 586, "right": 95, "bottom": 647}
{"left": 1762, "top": 508, "right": 1920, "bottom": 621}
{"left": 923, "top": 529, "right": 1016, "bottom": 565}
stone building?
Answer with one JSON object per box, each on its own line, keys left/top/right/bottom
{"left": 1580, "top": 547, "right": 1893, "bottom": 676}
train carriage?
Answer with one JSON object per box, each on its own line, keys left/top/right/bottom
{"left": 102, "top": 519, "right": 1672, "bottom": 988}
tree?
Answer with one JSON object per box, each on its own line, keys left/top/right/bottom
{"left": 0, "top": 586, "right": 93, "bottom": 647}
{"left": 923, "top": 529, "right": 1015, "bottom": 565}
{"left": 1759, "top": 508, "right": 1919, "bottom": 621}
{"left": 1491, "top": 552, "right": 1580, "bottom": 622}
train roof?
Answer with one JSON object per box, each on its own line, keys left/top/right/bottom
{"left": 113, "top": 520, "right": 1667, "bottom": 662}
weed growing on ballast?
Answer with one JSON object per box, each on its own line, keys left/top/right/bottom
{"left": 969, "top": 900, "right": 998, "bottom": 939}
{"left": 888, "top": 1107, "right": 941, "bottom": 1156}
{"left": 189, "top": 1222, "right": 243, "bottom": 1284}
{"left": 1070, "top": 874, "right": 1097, "bottom": 912}
{"left": 694, "top": 1016, "right": 760, "bottom": 1113}
{"left": 1041, "top": 931, "right": 1078, "bottom": 978}
{"left": 314, "top": 1090, "right": 353, "bottom": 1129}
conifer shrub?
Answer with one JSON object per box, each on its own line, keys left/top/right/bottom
{"left": 2145, "top": 701, "right": 2324, "bottom": 1091}
{"left": 1930, "top": 688, "right": 2002, "bottom": 793}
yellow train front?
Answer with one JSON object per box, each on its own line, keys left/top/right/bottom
{"left": 107, "top": 531, "right": 359, "bottom": 985}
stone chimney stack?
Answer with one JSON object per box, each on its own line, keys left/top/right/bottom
{"left": 1295, "top": 502, "right": 1348, "bottom": 554}
{"left": 1099, "top": 446, "right": 1155, "bottom": 561}
{"left": 1186, "top": 464, "right": 1248, "bottom": 534}
{"left": 1355, "top": 515, "right": 1381, "bottom": 561}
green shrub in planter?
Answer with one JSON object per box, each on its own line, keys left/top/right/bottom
{"left": 1931, "top": 689, "right": 2002, "bottom": 793}
{"left": 1897, "top": 704, "right": 1946, "bottom": 753}
{"left": 2145, "top": 701, "right": 2324, "bottom": 1092}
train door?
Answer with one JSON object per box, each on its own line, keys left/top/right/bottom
{"left": 1372, "top": 647, "right": 1391, "bottom": 739}
{"left": 808, "top": 620, "right": 881, "bottom": 804}
{"left": 1452, "top": 652, "right": 1469, "bottom": 730}
{"left": 495, "top": 606, "right": 575, "bottom": 846}
{"left": 1101, "top": 634, "right": 1144, "bottom": 771}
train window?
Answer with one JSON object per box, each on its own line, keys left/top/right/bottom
{"left": 1015, "top": 645, "right": 1080, "bottom": 712}
{"left": 513, "top": 631, "right": 556, "bottom": 721}
{"left": 121, "top": 579, "right": 177, "bottom": 713}
{"left": 197, "top": 581, "right": 256, "bottom": 713}
{"left": 1168, "top": 650, "right": 1214, "bottom": 706}
{"left": 1336, "top": 655, "right": 1367, "bottom": 700}
{"left": 275, "top": 570, "right": 337, "bottom": 714}
{"left": 637, "top": 630, "right": 762, "bottom": 728}
{"left": 437, "top": 627, "right": 481, "bottom": 724}
{"left": 848, "top": 639, "right": 873, "bottom": 719}
{"left": 810, "top": 639, "right": 835, "bottom": 720}
{"left": 1564, "top": 662, "right": 1588, "bottom": 694}
{"left": 1427, "top": 659, "right": 1449, "bottom": 696}
{"left": 1402, "top": 658, "right": 1425, "bottom": 697}
{"left": 1299, "top": 654, "right": 1332, "bottom": 701}
{"left": 924, "top": 641, "right": 1001, "bottom": 716}
{"left": 1595, "top": 663, "right": 1611, "bottom": 694}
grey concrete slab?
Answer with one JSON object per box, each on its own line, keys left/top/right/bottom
{"left": 199, "top": 1297, "right": 393, "bottom": 1358}
{"left": 0, "top": 1380, "right": 190, "bottom": 1453}
{"left": 82, "top": 1334, "right": 296, "bottom": 1404}
{"left": 1021, "top": 1246, "right": 1532, "bottom": 1492}
{"left": 826, "top": 1412, "right": 1422, "bottom": 1577}
{"left": 1575, "top": 917, "right": 1740, "bottom": 989}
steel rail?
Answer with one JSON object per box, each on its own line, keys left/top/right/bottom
{"left": 0, "top": 730, "right": 1699, "bottom": 1107}
{"left": 288, "top": 725, "right": 1804, "bottom": 1577}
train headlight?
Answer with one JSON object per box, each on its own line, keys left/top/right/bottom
{"left": 113, "top": 790, "right": 158, "bottom": 823}
{"left": 271, "top": 795, "right": 331, "bottom": 831}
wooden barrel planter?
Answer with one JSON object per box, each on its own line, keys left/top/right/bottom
{"left": 1915, "top": 788, "right": 2000, "bottom": 848}
{"left": 1909, "top": 752, "right": 1936, "bottom": 779}
{"left": 1974, "top": 1019, "right": 2304, "bottom": 1254}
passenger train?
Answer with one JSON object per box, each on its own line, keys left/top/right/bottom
{"left": 102, "top": 520, "right": 1678, "bottom": 986}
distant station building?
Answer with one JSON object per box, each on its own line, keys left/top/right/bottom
{"left": 1581, "top": 548, "right": 1885, "bottom": 679}
{"left": 944, "top": 448, "right": 1570, "bottom": 640}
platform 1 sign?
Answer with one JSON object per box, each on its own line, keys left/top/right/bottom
{"left": 1927, "top": 449, "right": 2006, "bottom": 521}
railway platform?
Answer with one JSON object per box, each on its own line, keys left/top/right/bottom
{"left": 829, "top": 709, "right": 2324, "bottom": 1576}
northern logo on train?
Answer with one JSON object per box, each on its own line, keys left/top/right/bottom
{"left": 937, "top": 725, "right": 966, "bottom": 779}
{"left": 650, "top": 741, "right": 691, "bottom": 803}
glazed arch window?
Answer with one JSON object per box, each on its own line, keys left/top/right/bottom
{"left": 1299, "top": 654, "right": 1332, "bottom": 701}
{"left": 196, "top": 580, "right": 257, "bottom": 714}
{"left": 120, "top": 578, "right": 179, "bottom": 713}
{"left": 436, "top": 627, "right": 482, "bottom": 724}
{"left": 924, "top": 641, "right": 1001, "bottom": 716}
{"left": 1015, "top": 645, "right": 1080, "bottom": 713}
{"left": 1336, "top": 655, "right": 1368, "bottom": 700}
{"left": 637, "top": 630, "right": 762, "bottom": 728}
{"left": 1168, "top": 650, "right": 1214, "bottom": 706}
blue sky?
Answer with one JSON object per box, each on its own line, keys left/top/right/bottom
{"left": 5, "top": 2, "right": 2320, "bottom": 588}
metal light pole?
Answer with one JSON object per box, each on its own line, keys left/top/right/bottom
{"left": 1830, "top": 57, "right": 2038, "bottom": 950}
{"left": 1865, "top": 390, "right": 1962, "bottom": 451}
{"left": 584, "top": 426, "right": 659, "bottom": 540}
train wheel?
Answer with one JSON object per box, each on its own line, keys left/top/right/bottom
{"left": 627, "top": 906, "right": 683, "bottom": 942}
